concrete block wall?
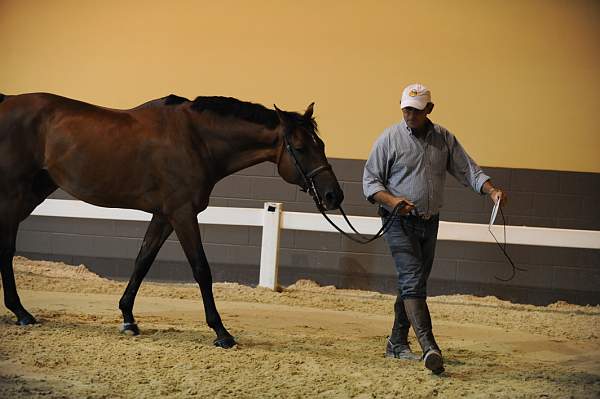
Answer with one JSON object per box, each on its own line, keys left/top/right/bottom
{"left": 16, "top": 159, "right": 600, "bottom": 305}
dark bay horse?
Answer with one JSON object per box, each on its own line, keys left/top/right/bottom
{"left": 0, "top": 92, "right": 343, "bottom": 348}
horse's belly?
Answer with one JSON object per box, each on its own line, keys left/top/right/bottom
{"left": 46, "top": 154, "right": 158, "bottom": 212}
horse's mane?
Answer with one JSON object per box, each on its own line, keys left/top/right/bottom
{"left": 191, "top": 96, "right": 318, "bottom": 133}
{"left": 164, "top": 94, "right": 190, "bottom": 105}
{"left": 192, "top": 96, "right": 279, "bottom": 129}
{"left": 133, "top": 94, "right": 190, "bottom": 110}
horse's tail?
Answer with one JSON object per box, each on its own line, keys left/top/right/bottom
{"left": 0, "top": 93, "right": 5, "bottom": 103}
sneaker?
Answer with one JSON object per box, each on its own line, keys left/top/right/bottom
{"left": 385, "top": 338, "right": 420, "bottom": 361}
{"left": 423, "top": 348, "right": 444, "bottom": 374}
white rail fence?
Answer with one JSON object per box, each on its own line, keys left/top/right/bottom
{"left": 31, "top": 199, "right": 600, "bottom": 290}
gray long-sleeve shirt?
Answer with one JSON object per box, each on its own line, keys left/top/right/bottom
{"left": 363, "top": 120, "right": 490, "bottom": 217}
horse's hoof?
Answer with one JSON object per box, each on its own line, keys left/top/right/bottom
{"left": 16, "top": 314, "right": 37, "bottom": 326}
{"left": 213, "top": 336, "right": 236, "bottom": 349}
{"left": 120, "top": 323, "right": 140, "bottom": 336}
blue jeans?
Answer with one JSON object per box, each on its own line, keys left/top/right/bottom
{"left": 383, "top": 214, "right": 439, "bottom": 299}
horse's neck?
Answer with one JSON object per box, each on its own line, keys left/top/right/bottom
{"left": 210, "top": 125, "right": 280, "bottom": 179}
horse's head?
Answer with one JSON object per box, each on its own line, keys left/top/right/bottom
{"left": 274, "top": 103, "right": 344, "bottom": 211}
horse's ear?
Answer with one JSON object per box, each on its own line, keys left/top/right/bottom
{"left": 304, "top": 102, "right": 315, "bottom": 119}
{"left": 274, "top": 104, "right": 288, "bottom": 125}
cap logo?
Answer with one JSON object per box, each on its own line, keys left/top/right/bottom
{"left": 409, "top": 89, "right": 419, "bottom": 97}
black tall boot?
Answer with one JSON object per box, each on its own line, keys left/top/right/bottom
{"left": 385, "top": 293, "right": 420, "bottom": 360}
{"left": 403, "top": 297, "right": 444, "bottom": 374}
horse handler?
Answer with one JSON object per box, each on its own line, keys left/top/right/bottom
{"left": 362, "top": 83, "right": 507, "bottom": 374}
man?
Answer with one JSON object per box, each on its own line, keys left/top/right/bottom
{"left": 363, "top": 83, "right": 506, "bottom": 374}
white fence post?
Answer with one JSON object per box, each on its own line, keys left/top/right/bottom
{"left": 259, "top": 202, "right": 282, "bottom": 290}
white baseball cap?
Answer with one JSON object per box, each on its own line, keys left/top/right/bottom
{"left": 400, "top": 83, "right": 431, "bottom": 110}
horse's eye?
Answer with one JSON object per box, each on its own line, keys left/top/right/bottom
{"left": 293, "top": 147, "right": 304, "bottom": 153}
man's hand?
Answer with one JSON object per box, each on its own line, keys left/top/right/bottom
{"left": 389, "top": 196, "right": 415, "bottom": 215}
{"left": 482, "top": 180, "right": 508, "bottom": 206}
{"left": 489, "top": 188, "right": 507, "bottom": 206}
{"left": 373, "top": 191, "right": 415, "bottom": 215}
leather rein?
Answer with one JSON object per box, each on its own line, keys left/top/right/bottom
{"left": 282, "top": 132, "right": 404, "bottom": 244}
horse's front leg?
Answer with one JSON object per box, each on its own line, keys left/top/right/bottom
{"left": 169, "top": 206, "right": 236, "bottom": 348}
{"left": 118, "top": 214, "right": 173, "bottom": 335}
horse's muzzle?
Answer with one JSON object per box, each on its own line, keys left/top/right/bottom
{"left": 322, "top": 187, "right": 344, "bottom": 211}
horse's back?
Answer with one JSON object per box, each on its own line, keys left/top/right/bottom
{"left": 0, "top": 92, "right": 100, "bottom": 132}
{"left": 0, "top": 93, "right": 132, "bottom": 182}
{"left": 0, "top": 93, "right": 58, "bottom": 169}
{"left": 0, "top": 92, "right": 96, "bottom": 155}
{"left": 1, "top": 92, "right": 141, "bottom": 120}
{"left": 0, "top": 92, "right": 208, "bottom": 212}
{"left": 1, "top": 92, "right": 84, "bottom": 109}
{"left": 0, "top": 94, "right": 60, "bottom": 197}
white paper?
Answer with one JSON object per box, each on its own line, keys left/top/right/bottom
{"left": 489, "top": 198, "right": 500, "bottom": 229}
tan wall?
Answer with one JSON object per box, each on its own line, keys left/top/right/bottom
{"left": 1, "top": 0, "right": 599, "bottom": 172}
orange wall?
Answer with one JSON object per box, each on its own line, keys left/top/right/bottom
{"left": 1, "top": 0, "right": 599, "bottom": 172}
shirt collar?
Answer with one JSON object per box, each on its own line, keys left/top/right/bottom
{"left": 403, "top": 119, "right": 434, "bottom": 137}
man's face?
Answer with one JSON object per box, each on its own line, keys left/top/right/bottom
{"left": 402, "top": 104, "right": 432, "bottom": 130}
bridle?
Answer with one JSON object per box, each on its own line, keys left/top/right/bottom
{"left": 281, "top": 130, "right": 331, "bottom": 207}
{"left": 281, "top": 130, "right": 405, "bottom": 244}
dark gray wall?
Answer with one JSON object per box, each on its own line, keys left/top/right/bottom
{"left": 16, "top": 159, "right": 600, "bottom": 305}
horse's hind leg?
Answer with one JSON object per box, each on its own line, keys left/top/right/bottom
{"left": 0, "top": 171, "right": 57, "bottom": 325}
{"left": 118, "top": 214, "right": 173, "bottom": 335}
{"left": 0, "top": 219, "right": 36, "bottom": 325}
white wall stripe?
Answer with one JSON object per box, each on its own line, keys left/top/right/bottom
{"left": 32, "top": 199, "right": 600, "bottom": 249}
{"left": 29, "top": 199, "right": 600, "bottom": 290}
